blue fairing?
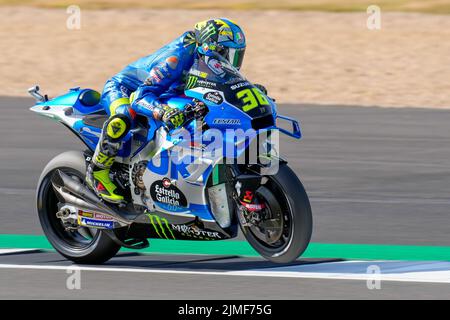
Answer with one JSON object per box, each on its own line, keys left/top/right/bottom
{"left": 41, "top": 87, "right": 156, "bottom": 157}
{"left": 42, "top": 88, "right": 103, "bottom": 114}
{"left": 153, "top": 202, "right": 213, "bottom": 220}
{"left": 161, "top": 95, "right": 192, "bottom": 110}
{"left": 183, "top": 89, "right": 279, "bottom": 159}
{"left": 204, "top": 102, "right": 253, "bottom": 130}
{"left": 41, "top": 87, "right": 134, "bottom": 156}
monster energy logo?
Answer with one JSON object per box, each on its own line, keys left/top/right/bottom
{"left": 171, "top": 224, "right": 221, "bottom": 239}
{"left": 183, "top": 31, "right": 196, "bottom": 48}
{"left": 146, "top": 214, "right": 176, "bottom": 240}
{"left": 199, "top": 24, "right": 216, "bottom": 42}
{"left": 186, "top": 76, "right": 198, "bottom": 90}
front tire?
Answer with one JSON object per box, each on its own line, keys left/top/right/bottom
{"left": 37, "top": 151, "right": 121, "bottom": 264}
{"left": 240, "top": 163, "right": 313, "bottom": 263}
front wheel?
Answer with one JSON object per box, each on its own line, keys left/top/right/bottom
{"left": 37, "top": 151, "right": 121, "bottom": 264}
{"left": 240, "top": 164, "right": 312, "bottom": 263}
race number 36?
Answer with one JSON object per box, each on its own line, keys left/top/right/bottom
{"left": 236, "top": 88, "right": 269, "bottom": 112}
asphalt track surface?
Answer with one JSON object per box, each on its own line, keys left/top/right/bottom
{"left": 1, "top": 96, "right": 450, "bottom": 299}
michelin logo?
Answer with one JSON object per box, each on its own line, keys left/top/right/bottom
{"left": 79, "top": 217, "right": 114, "bottom": 229}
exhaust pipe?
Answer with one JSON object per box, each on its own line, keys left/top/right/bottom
{"left": 53, "top": 185, "right": 102, "bottom": 213}
{"left": 51, "top": 170, "right": 132, "bottom": 225}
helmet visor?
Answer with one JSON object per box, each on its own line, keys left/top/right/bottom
{"left": 227, "top": 47, "right": 246, "bottom": 70}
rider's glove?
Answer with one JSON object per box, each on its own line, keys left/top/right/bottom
{"left": 184, "top": 101, "right": 208, "bottom": 121}
{"left": 161, "top": 104, "right": 185, "bottom": 130}
{"left": 254, "top": 83, "right": 268, "bottom": 95}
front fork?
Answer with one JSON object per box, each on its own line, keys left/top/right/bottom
{"left": 227, "top": 165, "right": 266, "bottom": 227}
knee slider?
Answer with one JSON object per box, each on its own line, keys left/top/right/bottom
{"left": 105, "top": 114, "right": 131, "bottom": 141}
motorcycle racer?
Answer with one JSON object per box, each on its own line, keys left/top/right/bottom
{"left": 86, "top": 18, "right": 266, "bottom": 204}
{"left": 31, "top": 17, "right": 311, "bottom": 265}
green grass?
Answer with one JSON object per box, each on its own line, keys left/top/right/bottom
{"left": 1, "top": 0, "right": 450, "bottom": 14}
{"left": 2, "top": 234, "right": 450, "bottom": 261}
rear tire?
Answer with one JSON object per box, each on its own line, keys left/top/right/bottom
{"left": 240, "top": 163, "right": 312, "bottom": 263}
{"left": 37, "top": 151, "right": 121, "bottom": 264}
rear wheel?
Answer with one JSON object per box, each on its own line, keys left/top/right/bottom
{"left": 240, "top": 164, "right": 312, "bottom": 263}
{"left": 37, "top": 151, "right": 121, "bottom": 264}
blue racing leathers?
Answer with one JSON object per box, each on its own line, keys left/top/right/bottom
{"left": 101, "top": 31, "right": 196, "bottom": 121}
{"left": 86, "top": 31, "right": 197, "bottom": 203}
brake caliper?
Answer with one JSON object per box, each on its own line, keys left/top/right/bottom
{"left": 234, "top": 175, "right": 265, "bottom": 226}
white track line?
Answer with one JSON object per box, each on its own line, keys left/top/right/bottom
{"left": 0, "top": 249, "right": 38, "bottom": 255}
{"left": 0, "top": 261, "right": 450, "bottom": 284}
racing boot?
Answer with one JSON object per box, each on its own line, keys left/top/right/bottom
{"left": 86, "top": 114, "right": 130, "bottom": 204}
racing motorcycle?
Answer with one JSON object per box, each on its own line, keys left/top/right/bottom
{"left": 29, "top": 50, "right": 312, "bottom": 264}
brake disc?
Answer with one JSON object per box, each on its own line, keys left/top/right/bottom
{"left": 249, "top": 190, "right": 284, "bottom": 245}
{"left": 259, "top": 218, "right": 283, "bottom": 244}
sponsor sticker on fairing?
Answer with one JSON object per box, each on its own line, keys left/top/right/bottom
{"left": 197, "top": 80, "right": 217, "bottom": 88}
{"left": 203, "top": 91, "right": 223, "bottom": 105}
{"left": 150, "top": 178, "right": 188, "bottom": 207}
{"left": 230, "top": 81, "right": 251, "bottom": 91}
{"left": 189, "top": 69, "right": 208, "bottom": 79}
{"left": 171, "top": 224, "right": 221, "bottom": 239}
{"left": 213, "top": 118, "right": 241, "bottom": 125}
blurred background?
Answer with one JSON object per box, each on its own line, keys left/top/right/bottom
{"left": 0, "top": 0, "right": 449, "bottom": 107}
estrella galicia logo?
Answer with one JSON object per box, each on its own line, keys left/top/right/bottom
{"left": 150, "top": 178, "right": 188, "bottom": 207}
{"left": 203, "top": 91, "right": 223, "bottom": 105}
